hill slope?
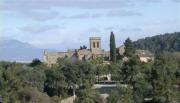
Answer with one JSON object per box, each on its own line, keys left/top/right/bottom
{"left": 133, "top": 32, "right": 180, "bottom": 53}
{"left": 0, "top": 39, "right": 44, "bottom": 62}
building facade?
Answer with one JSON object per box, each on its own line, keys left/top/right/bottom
{"left": 117, "top": 46, "right": 154, "bottom": 62}
{"left": 44, "top": 37, "right": 109, "bottom": 65}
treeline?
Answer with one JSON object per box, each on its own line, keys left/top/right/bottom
{"left": 133, "top": 32, "right": 180, "bottom": 53}
{"left": 0, "top": 52, "right": 179, "bottom": 103}
{"left": 0, "top": 57, "right": 120, "bottom": 103}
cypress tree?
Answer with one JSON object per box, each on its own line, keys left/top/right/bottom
{"left": 110, "top": 32, "right": 116, "bottom": 62}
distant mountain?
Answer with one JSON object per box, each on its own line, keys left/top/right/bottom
{"left": 0, "top": 39, "right": 44, "bottom": 62}
{"left": 134, "top": 32, "right": 180, "bottom": 54}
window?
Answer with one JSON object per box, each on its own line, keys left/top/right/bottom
{"left": 97, "top": 42, "right": 99, "bottom": 48}
{"left": 93, "top": 42, "right": 96, "bottom": 48}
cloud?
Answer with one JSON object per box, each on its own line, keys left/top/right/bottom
{"left": 104, "top": 26, "right": 142, "bottom": 32}
{"left": 105, "top": 26, "right": 117, "bottom": 31}
{"left": 68, "top": 13, "right": 103, "bottom": 19}
{"left": 91, "top": 13, "right": 103, "bottom": 18}
{"left": 20, "top": 10, "right": 59, "bottom": 21}
{"left": 0, "top": 0, "right": 162, "bottom": 21}
{"left": 171, "top": 0, "right": 180, "bottom": 2}
{"left": 50, "top": 12, "right": 103, "bottom": 20}
{"left": 107, "top": 10, "right": 142, "bottom": 17}
{"left": 69, "top": 13, "right": 91, "bottom": 19}
{"left": 87, "top": 28, "right": 101, "bottom": 34}
{"left": 0, "top": 0, "right": 163, "bottom": 12}
{"left": 19, "top": 24, "right": 63, "bottom": 33}
{"left": 56, "top": 10, "right": 140, "bottom": 20}
{"left": 0, "top": 0, "right": 131, "bottom": 11}
{"left": 120, "top": 28, "right": 143, "bottom": 32}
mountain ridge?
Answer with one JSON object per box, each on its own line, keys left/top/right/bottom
{"left": 0, "top": 39, "right": 44, "bottom": 62}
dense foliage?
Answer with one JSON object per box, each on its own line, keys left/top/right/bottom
{"left": 74, "top": 89, "right": 104, "bottom": 103}
{"left": 124, "top": 38, "right": 135, "bottom": 57}
{"left": 107, "top": 36, "right": 180, "bottom": 103}
{"left": 0, "top": 59, "right": 99, "bottom": 103}
{"left": 107, "top": 52, "right": 180, "bottom": 103}
{"left": 0, "top": 53, "right": 179, "bottom": 103}
{"left": 29, "top": 58, "right": 42, "bottom": 67}
{"left": 134, "top": 32, "right": 180, "bottom": 54}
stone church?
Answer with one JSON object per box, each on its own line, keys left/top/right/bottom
{"left": 44, "top": 37, "right": 154, "bottom": 65}
{"left": 44, "top": 37, "right": 109, "bottom": 65}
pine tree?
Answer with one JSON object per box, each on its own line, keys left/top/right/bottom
{"left": 124, "top": 38, "right": 135, "bottom": 57}
{"left": 110, "top": 32, "right": 116, "bottom": 62}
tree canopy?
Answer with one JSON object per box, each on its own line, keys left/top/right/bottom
{"left": 134, "top": 32, "right": 180, "bottom": 54}
{"left": 124, "top": 38, "right": 135, "bottom": 57}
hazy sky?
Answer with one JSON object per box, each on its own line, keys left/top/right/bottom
{"left": 0, "top": 0, "right": 180, "bottom": 51}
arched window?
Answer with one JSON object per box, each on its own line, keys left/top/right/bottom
{"left": 93, "top": 42, "right": 96, "bottom": 48}
{"left": 97, "top": 42, "right": 99, "bottom": 48}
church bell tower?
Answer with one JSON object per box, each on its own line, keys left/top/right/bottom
{"left": 89, "top": 37, "right": 102, "bottom": 54}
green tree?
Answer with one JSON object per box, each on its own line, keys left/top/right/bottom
{"left": 76, "top": 61, "right": 96, "bottom": 88}
{"left": 0, "top": 62, "right": 28, "bottom": 102}
{"left": 44, "top": 68, "right": 67, "bottom": 97}
{"left": 75, "top": 89, "right": 104, "bottom": 103}
{"left": 22, "top": 68, "right": 46, "bottom": 92}
{"left": 121, "top": 55, "right": 141, "bottom": 84}
{"left": 151, "top": 53, "right": 178, "bottom": 103}
{"left": 90, "top": 57, "right": 104, "bottom": 82}
{"left": 124, "top": 38, "right": 135, "bottom": 57}
{"left": 105, "top": 62, "right": 122, "bottom": 81}
{"left": 57, "top": 59, "right": 96, "bottom": 98}
{"left": 110, "top": 31, "right": 117, "bottom": 63}
{"left": 121, "top": 55, "right": 149, "bottom": 102}
{"left": 29, "top": 58, "right": 42, "bottom": 67}
{"left": 107, "top": 90, "right": 121, "bottom": 103}
{"left": 107, "top": 86, "right": 134, "bottom": 103}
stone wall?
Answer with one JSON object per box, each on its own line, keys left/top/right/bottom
{"left": 44, "top": 51, "right": 69, "bottom": 65}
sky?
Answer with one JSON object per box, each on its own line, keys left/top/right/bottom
{"left": 0, "top": 0, "right": 180, "bottom": 51}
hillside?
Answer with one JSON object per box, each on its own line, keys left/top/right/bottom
{"left": 133, "top": 32, "right": 180, "bottom": 53}
{"left": 0, "top": 39, "right": 44, "bottom": 62}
